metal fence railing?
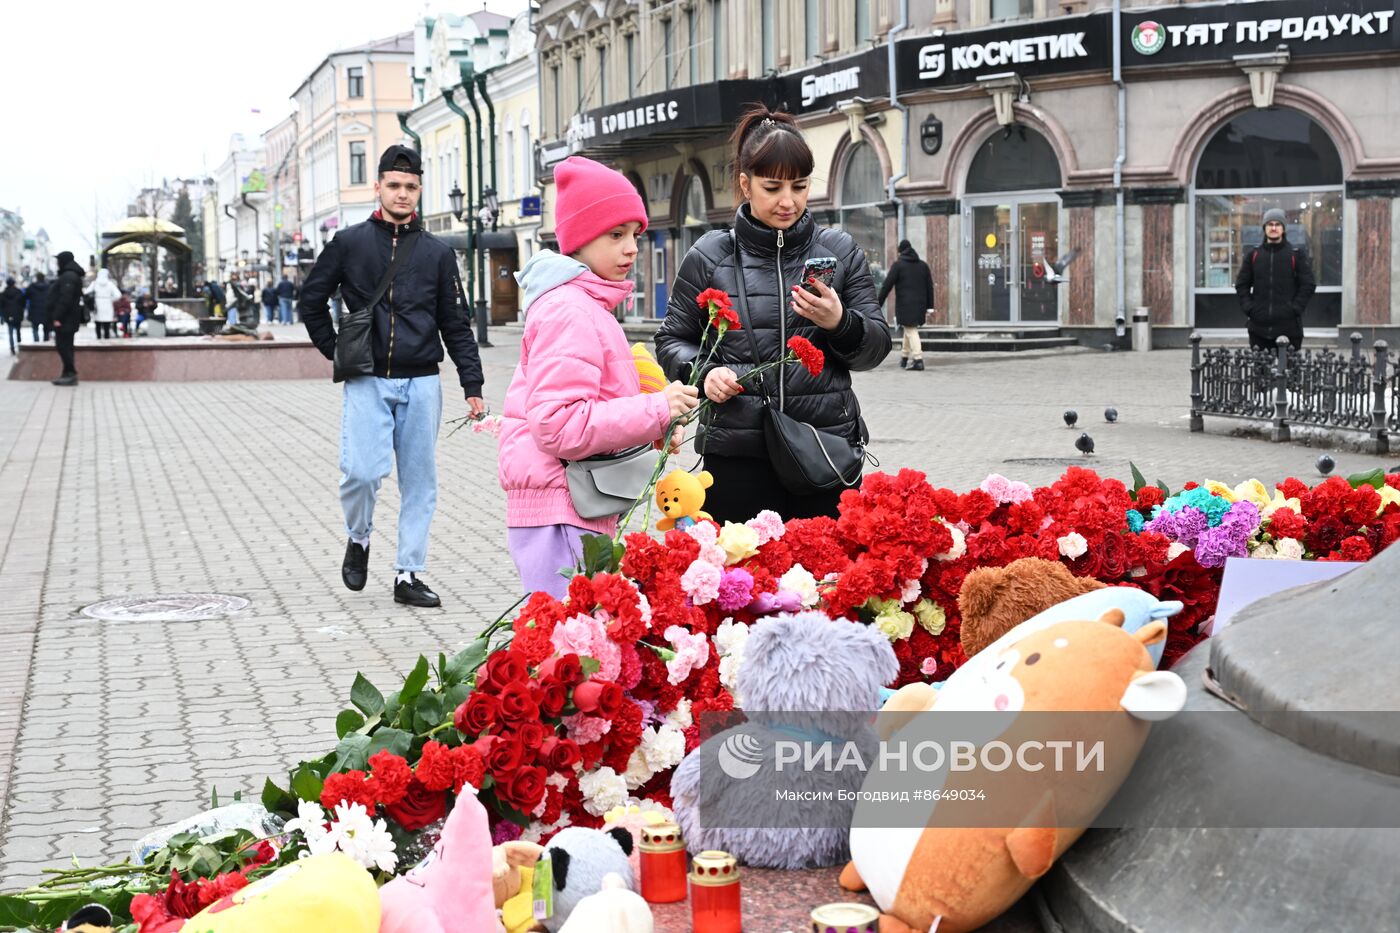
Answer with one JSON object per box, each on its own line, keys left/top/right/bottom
{"left": 1190, "top": 332, "right": 1392, "bottom": 454}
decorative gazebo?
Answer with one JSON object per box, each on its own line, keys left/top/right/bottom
{"left": 99, "top": 217, "right": 193, "bottom": 298}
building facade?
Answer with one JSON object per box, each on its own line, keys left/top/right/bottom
{"left": 0, "top": 208, "right": 25, "bottom": 278}
{"left": 262, "top": 113, "right": 303, "bottom": 283}
{"left": 212, "top": 134, "right": 268, "bottom": 282}
{"left": 292, "top": 32, "right": 416, "bottom": 249}
{"left": 534, "top": 0, "right": 1400, "bottom": 345}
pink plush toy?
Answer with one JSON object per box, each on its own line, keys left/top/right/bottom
{"left": 379, "top": 791, "right": 497, "bottom": 933}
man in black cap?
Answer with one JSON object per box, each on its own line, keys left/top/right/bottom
{"left": 48, "top": 251, "right": 86, "bottom": 385}
{"left": 1235, "top": 208, "right": 1315, "bottom": 351}
{"left": 298, "top": 143, "right": 485, "bottom": 608}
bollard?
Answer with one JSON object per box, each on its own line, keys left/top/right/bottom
{"left": 1369, "top": 340, "right": 1390, "bottom": 455}
{"left": 1189, "top": 332, "right": 1204, "bottom": 432}
{"left": 1271, "top": 334, "right": 1291, "bottom": 442}
{"left": 1132, "top": 307, "right": 1152, "bottom": 352}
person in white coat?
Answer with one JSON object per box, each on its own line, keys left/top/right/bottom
{"left": 88, "top": 268, "right": 122, "bottom": 339}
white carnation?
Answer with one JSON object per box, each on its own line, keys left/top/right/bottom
{"left": 1274, "top": 538, "right": 1305, "bottom": 560}
{"left": 578, "top": 767, "right": 629, "bottom": 816}
{"left": 1167, "top": 542, "right": 1191, "bottom": 561}
{"left": 664, "top": 697, "right": 693, "bottom": 730}
{"left": 641, "top": 724, "right": 686, "bottom": 774}
{"left": 1057, "top": 532, "right": 1088, "bottom": 560}
{"left": 778, "top": 564, "right": 820, "bottom": 607}
{"left": 934, "top": 522, "right": 966, "bottom": 562}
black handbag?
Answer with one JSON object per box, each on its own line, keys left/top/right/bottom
{"left": 727, "top": 231, "right": 867, "bottom": 496}
{"left": 333, "top": 232, "right": 419, "bottom": 383}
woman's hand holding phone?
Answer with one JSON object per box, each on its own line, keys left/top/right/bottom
{"left": 791, "top": 275, "right": 844, "bottom": 330}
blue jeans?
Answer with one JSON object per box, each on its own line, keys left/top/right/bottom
{"left": 264, "top": 302, "right": 277, "bottom": 324}
{"left": 279, "top": 297, "right": 294, "bottom": 324}
{"left": 227, "top": 304, "right": 239, "bottom": 326}
{"left": 339, "top": 375, "right": 443, "bottom": 572}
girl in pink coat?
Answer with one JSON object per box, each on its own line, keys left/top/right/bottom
{"left": 499, "top": 157, "right": 699, "bottom": 596}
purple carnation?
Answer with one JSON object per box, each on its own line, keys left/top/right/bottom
{"left": 1170, "top": 507, "right": 1210, "bottom": 548}
{"left": 1194, "top": 524, "right": 1250, "bottom": 568}
{"left": 715, "top": 567, "right": 756, "bottom": 612}
{"left": 1221, "top": 500, "right": 1261, "bottom": 537}
{"left": 492, "top": 819, "right": 524, "bottom": 845}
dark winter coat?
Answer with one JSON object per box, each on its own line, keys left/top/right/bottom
{"left": 1235, "top": 238, "right": 1316, "bottom": 339}
{"left": 49, "top": 258, "right": 86, "bottom": 329}
{"left": 0, "top": 285, "right": 24, "bottom": 325}
{"left": 276, "top": 278, "right": 296, "bottom": 300}
{"left": 656, "top": 205, "right": 890, "bottom": 459}
{"left": 261, "top": 286, "right": 278, "bottom": 308}
{"left": 877, "top": 245, "right": 935, "bottom": 327}
{"left": 298, "top": 213, "right": 484, "bottom": 397}
{"left": 205, "top": 281, "right": 226, "bottom": 308}
{"left": 24, "top": 281, "right": 50, "bottom": 325}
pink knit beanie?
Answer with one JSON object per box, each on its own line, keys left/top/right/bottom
{"left": 553, "top": 156, "right": 649, "bottom": 255}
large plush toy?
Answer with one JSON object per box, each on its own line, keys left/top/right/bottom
{"left": 670, "top": 610, "right": 898, "bottom": 869}
{"left": 184, "top": 852, "right": 379, "bottom": 933}
{"left": 559, "top": 872, "right": 654, "bottom": 933}
{"left": 379, "top": 792, "right": 497, "bottom": 933}
{"left": 958, "top": 557, "right": 1106, "bottom": 658}
{"left": 655, "top": 469, "right": 713, "bottom": 531}
{"left": 842, "top": 609, "right": 1188, "bottom": 933}
{"left": 494, "top": 840, "right": 545, "bottom": 933}
{"left": 539, "top": 826, "right": 636, "bottom": 933}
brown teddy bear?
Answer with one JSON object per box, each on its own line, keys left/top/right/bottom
{"left": 957, "top": 557, "right": 1106, "bottom": 658}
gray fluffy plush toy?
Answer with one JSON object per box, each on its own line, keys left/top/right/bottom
{"left": 669, "top": 610, "right": 898, "bottom": 869}
{"left": 539, "top": 825, "right": 636, "bottom": 932}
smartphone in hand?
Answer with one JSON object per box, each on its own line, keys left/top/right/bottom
{"left": 800, "top": 257, "right": 838, "bottom": 296}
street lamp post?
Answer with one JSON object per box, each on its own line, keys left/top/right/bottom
{"left": 448, "top": 182, "right": 493, "bottom": 348}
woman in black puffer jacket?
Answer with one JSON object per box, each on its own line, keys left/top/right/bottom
{"left": 656, "top": 107, "right": 891, "bottom": 523}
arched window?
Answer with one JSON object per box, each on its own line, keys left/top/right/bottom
{"left": 1192, "top": 107, "right": 1343, "bottom": 328}
{"left": 838, "top": 141, "right": 886, "bottom": 283}
{"left": 965, "top": 127, "right": 1062, "bottom": 193}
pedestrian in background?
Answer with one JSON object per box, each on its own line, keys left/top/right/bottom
{"left": 204, "top": 279, "right": 227, "bottom": 320}
{"left": 89, "top": 268, "right": 121, "bottom": 339}
{"left": 1, "top": 277, "right": 25, "bottom": 354}
{"left": 48, "top": 251, "right": 84, "bottom": 385}
{"left": 277, "top": 273, "right": 296, "bottom": 325}
{"left": 1236, "top": 208, "right": 1316, "bottom": 351}
{"left": 114, "top": 289, "right": 132, "bottom": 337}
{"left": 261, "top": 279, "right": 279, "bottom": 325}
{"left": 136, "top": 290, "right": 158, "bottom": 333}
{"left": 877, "top": 239, "right": 934, "bottom": 372}
{"left": 25, "top": 273, "right": 51, "bottom": 341}
{"left": 228, "top": 274, "right": 255, "bottom": 328}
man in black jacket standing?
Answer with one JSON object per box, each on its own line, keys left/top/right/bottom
{"left": 25, "top": 273, "right": 51, "bottom": 341}
{"left": 877, "top": 239, "right": 934, "bottom": 371}
{"left": 48, "top": 252, "right": 85, "bottom": 386}
{"left": 299, "top": 144, "right": 485, "bottom": 608}
{"left": 1, "top": 278, "right": 25, "bottom": 355}
{"left": 1235, "top": 208, "right": 1316, "bottom": 351}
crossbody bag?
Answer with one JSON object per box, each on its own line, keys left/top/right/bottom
{"left": 333, "top": 231, "right": 420, "bottom": 383}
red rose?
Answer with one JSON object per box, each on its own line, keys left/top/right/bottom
{"left": 452, "top": 744, "right": 486, "bottom": 793}
{"left": 538, "top": 654, "right": 584, "bottom": 685}
{"left": 514, "top": 721, "right": 551, "bottom": 753}
{"left": 474, "top": 734, "right": 524, "bottom": 777}
{"left": 572, "top": 679, "right": 623, "bottom": 717}
{"left": 536, "top": 677, "right": 568, "bottom": 718}
{"left": 499, "top": 682, "right": 540, "bottom": 723}
{"left": 384, "top": 776, "right": 448, "bottom": 832}
{"left": 786, "top": 335, "right": 825, "bottom": 376}
{"left": 539, "top": 736, "right": 582, "bottom": 771}
{"left": 501, "top": 764, "right": 548, "bottom": 813}
{"left": 479, "top": 652, "right": 528, "bottom": 694}
{"left": 455, "top": 692, "right": 499, "bottom": 737}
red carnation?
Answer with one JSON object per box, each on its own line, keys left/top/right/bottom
{"left": 415, "top": 740, "right": 458, "bottom": 792}
{"left": 786, "top": 335, "right": 825, "bottom": 376}
{"left": 455, "top": 691, "right": 500, "bottom": 737}
{"left": 1339, "top": 535, "right": 1373, "bottom": 562}
{"left": 696, "top": 288, "right": 740, "bottom": 333}
{"left": 572, "top": 679, "right": 624, "bottom": 717}
{"left": 539, "top": 735, "right": 582, "bottom": 771}
{"left": 367, "top": 750, "right": 413, "bottom": 806}
{"left": 537, "top": 677, "right": 568, "bottom": 718}
{"left": 452, "top": 744, "right": 487, "bottom": 793}
{"left": 1266, "top": 507, "right": 1307, "bottom": 542}
{"left": 384, "top": 776, "right": 447, "bottom": 832}
{"left": 474, "top": 734, "right": 525, "bottom": 777}
{"left": 538, "top": 654, "right": 584, "bottom": 685}
{"left": 479, "top": 652, "right": 529, "bottom": 694}
{"left": 1135, "top": 486, "right": 1165, "bottom": 510}
{"left": 499, "top": 682, "right": 540, "bottom": 724}
{"left": 320, "top": 770, "right": 375, "bottom": 812}
{"left": 501, "top": 764, "right": 549, "bottom": 813}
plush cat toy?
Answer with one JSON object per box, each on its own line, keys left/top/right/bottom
{"left": 842, "top": 609, "right": 1187, "bottom": 933}
{"left": 655, "top": 469, "right": 713, "bottom": 531}
{"left": 379, "top": 791, "right": 497, "bottom": 933}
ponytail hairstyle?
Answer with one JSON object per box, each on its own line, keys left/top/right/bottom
{"left": 730, "top": 105, "right": 815, "bottom": 203}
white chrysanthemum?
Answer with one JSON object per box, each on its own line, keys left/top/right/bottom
{"left": 285, "top": 800, "right": 331, "bottom": 853}
{"left": 578, "top": 767, "right": 629, "bottom": 816}
{"left": 778, "top": 564, "right": 820, "bottom": 607}
{"left": 328, "top": 802, "right": 397, "bottom": 873}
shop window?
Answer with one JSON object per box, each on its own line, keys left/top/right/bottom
{"left": 1192, "top": 108, "right": 1343, "bottom": 329}
{"left": 838, "top": 142, "right": 887, "bottom": 285}
{"left": 679, "top": 174, "right": 710, "bottom": 257}
{"left": 965, "top": 127, "right": 1062, "bottom": 194}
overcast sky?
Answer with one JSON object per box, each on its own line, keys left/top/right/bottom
{"left": 0, "top": 0, "right": 527, "bottom": 261}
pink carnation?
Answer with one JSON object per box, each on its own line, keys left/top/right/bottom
{"left": 470, "top": 415, "right": 503, "bottom": 436}
{"left": 746, "top": 510, "right": 786, "bottom": 546}
{"left": 920, "top": 657, "right": 938, "bottom": 678}
{"left": 979, "top": 473, "right": 1033, "bottom": 505}
{"left": 663, "top": 625, "right": 711, "bottom": 685}
{"left": 562, "top": 713, "right": 612, "bottom": 744}
{"left": 715, "top": 568, "right": 755, "bottom": 612}
{"left": 680, "top": 559, "right": 723, "bottom": 605}
{"left": 551, "top": 613, "right": 622, "bottom": 682}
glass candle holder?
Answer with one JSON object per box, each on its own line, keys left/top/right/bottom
{"left": 689, "top": 849, "right": 741, "bottom": 933}
{"left": 810, "top": 902, "right": 880, "bottom": 933}
{"left": 639, "top": 821, "right": 687, "bottom": 904}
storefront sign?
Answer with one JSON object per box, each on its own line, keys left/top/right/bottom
{"left": 783, "top": 48, "right": 889, "bottom": 114}
{"left": 520, "top": 196, "right": 541, "bottom": 217}
{"left": 1122, "top": 0, "right": 1398, "bottom": 64}
{"left": 896, "top": 14, "right": 1112, "bottom": 89}
{"left": 568, "top": 80, "right": 773, "bottom": 148}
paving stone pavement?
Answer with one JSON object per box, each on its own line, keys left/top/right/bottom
{"left": 0, "top": 333, "right": 1394, "bottom": 887}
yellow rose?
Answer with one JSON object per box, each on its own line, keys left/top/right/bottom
{"left": 1203, "top": 480, "right": 1238, "bottom": 503}
{"left": 716, "top": 521, "right": 761, "bottom": 565}
{"left": 913, "top": 599, "right": 946, "bottom": 636}
{"left": 875, "top": 609, "right": 915, "bottom": 642}
{"left": 1378, "top": 485, "right": 1400, "bottom": 514}
{"left": 1263, "top": 487, "right": 1302, "bottom": 517}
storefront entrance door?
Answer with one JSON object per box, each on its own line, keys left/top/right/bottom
{"left": 966, "top": 197, "right": 1061, "bottom": 325}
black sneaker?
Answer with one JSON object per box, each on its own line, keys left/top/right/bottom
{"left": 909, "top": 359, "right": 925, "bottom": 372}
{"left": 342, "top": 539, "right": 369, "bottom": 591}
{"left": 394, "top": 574, "right": 441, "bottom": 607}
{"left": 899, "top": 356, "right": 908, "bottom": 369}
{"left": 51, "top": 374, "right": 78, "bottom": 386}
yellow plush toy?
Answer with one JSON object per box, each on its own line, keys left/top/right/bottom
{"left": 184, "top": 852, "right": 379, "bottom": 933}
{"left": 632, "top": 344, "right": 667, "bottom": 394}
{"left": 655, "top": 469, "right": 713, "bottom": 531}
